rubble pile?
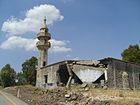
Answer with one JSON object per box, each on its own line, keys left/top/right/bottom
{"left": 73, "top": 60, "right": 106, "bottom": 68}
{"left": 3, "top": 85, "right": 140, "bottom": 105}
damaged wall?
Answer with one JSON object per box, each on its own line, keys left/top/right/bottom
{"left": 36, "top": 58, "right": 140, "bottom": 89}
{"left": 72, "top": 65, "right": 105, "bottom": 83}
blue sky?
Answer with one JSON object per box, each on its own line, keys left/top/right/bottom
{"left": 0, "top": 0, "right": 140, "bottom": 72}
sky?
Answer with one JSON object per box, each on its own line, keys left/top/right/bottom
{"left": 0, "top": 0, "right": 140, "bottom": 72}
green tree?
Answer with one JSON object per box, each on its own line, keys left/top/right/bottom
{"left": 121, "top": 44, "right": 140, "bottom": 64}
{"left": 0, "top": 64, "right": 16, "bottom": 87}
{"left": 22, "top": 56, "right": 37, "bottom": 86}
{"left": 17, "top": 72, "right": 26, "bottom": 85}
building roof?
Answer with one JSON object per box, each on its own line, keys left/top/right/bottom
{"left": 40, "top": 57, "right": 140, "bottom": 69}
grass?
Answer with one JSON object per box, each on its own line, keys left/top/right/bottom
{"left": 69, "top": 85, "right": 140, "bottom": 98}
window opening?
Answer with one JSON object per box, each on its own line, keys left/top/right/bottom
{"left": 43, "top": 61, "right": 46, "bottom": 66}
{"left": 44, "top": 75, "right": 48, "bottom": 83}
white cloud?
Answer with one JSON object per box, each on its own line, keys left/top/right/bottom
{"left": 0, "top": 36, "right": 72, "bottom": 53}
{"left": 1, "top": 4, "right": 64, "bottom": 36}
{"left": 49, "top": 39, "right": 71, "bottom": 53}
{"left": 50, "top": 39, "right": 67, "bottom": 46}
{"left": 0, "top": 36, "right": 37, "bottom": 51}
{"left": 0, "top": 4, "right": 72, "bottom": 53}
{"left": 50, "top": 45, "right": 72, "bottom": 53}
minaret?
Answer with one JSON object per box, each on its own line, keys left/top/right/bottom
{"left": 36, "top": 17, "right": 51, "bottom": 68}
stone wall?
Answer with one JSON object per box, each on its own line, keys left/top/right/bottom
{"left": 132, "top": 64, "right": 140, "bottom": 89}
{"left": 106, "top": 59, "right": 140, "bottom": 89}
{"left": 36, "top": 63, "right": 60, "bottom": 88}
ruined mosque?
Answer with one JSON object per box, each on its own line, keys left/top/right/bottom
{"left": 36, "top": 17, "right": 140, "bottom": 90}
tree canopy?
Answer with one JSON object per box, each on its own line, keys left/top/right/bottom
{"left": 16, "top": 71, "right": 26, "bottom": 85}
{"left": 0, "top": 64, "right": 16, "bottom": 87}
{"left": 121, "top": 44, "right": 140, "bottom": 64}
{"left": 22, "top": 56, "right": 37, "bottom": 86}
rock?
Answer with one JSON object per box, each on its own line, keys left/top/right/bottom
{"left": 103, "top": 86, "right": 108, "bottom": 90}
{"left": 99, "top": 64, "right": 105, "bottom": 68}
{"left": 110, "top": 96, "right": 115, "bottom": 99}
{"left": 65, "top": 94, "right": 71, "bottom": 98}
{"left": 59, "top": 83, "right": 65, "bottom": 86}
{"left": 84, "top": 87, "right": 90, "bottom": 91}
{"left": 71, "top": 93, "right": 78, "bottom": 100}
{"left": 92, "top": 84, "right": 96, "bottom": 88}
{"left": 81, "top": 83, "right": 87, "bottom": 88}
{"left": 92, "top": 61, "right": 100, "bottom": 66}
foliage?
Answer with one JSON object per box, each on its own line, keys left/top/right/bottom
{"left": 22, "top": 56, "right": 37, "bottom": 86}
{"left": 0, "top": 64, "right": 16, "bottom": 87}
{"left": 16, "top": 72, "right": 27, "bottom": 85}
{"left": 121, "top": 44, "right": 140, "bottom": 64}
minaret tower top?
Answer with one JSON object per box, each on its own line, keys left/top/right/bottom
{"left": 36, "top": 17, "right": 51, "bottom": 68}
{"left": 41, "top": 16, "right": 47, "bottom": 29}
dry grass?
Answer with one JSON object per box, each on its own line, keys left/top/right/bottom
{"left": 68, "top": 85, "right": 140, "bottom": 104}
{"left": 114, "top": 99, "right": 140, "bottom": 105}
{"left": 89, "top": 88, "right": 140, "bottom": 98}
{"left": 70, "top": 85, "right": 140, "bottom": 98}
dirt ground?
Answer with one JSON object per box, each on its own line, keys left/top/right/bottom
{"left": 3, "top": 85, "right": 140, "bottom": 105}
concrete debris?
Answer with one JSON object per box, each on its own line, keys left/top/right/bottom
{"left": 65, "top": 94, "right": 71, "bottom": 98}
{"left": 71, "top": 93, "right": 78, "bottom": 100}
{"left": 84, "top": 87, "right": 90, "bottom": 91}
{"left": 76, "top": 60, "right": 100, "bottom": 66}
{"left": 103, "top": 86, "right": 108, "bottom": 90}
{"left": 81, "top": 83, "right": 88, "bottom": 88}
{"left": 92, "top": 61, "right": 101, "bottom": 66}
{"left": 80, "top": 83, "right": 90, "bottom": 91}
{"left": 98, "top": 64, "right": 105, "bottom": 68}
{"left": 65, "top": 92, "right": 84, "bottom": 102}
{"left": 91, "top": 84, "right": 98, "bottom": 88}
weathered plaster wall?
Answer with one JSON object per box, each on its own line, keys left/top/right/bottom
{"left": 36, "top": 68, "right": 44, "bottom": 88}
{"left": 36, "top": 64, "right": 59, "bottom": 88}
{"left": 73, "top": 65, "right": 105, "bottom": 83}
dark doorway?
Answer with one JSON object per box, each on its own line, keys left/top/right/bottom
{"left": 44, "top": 75, "right": 48, "bottom": 83}
{"left": 58, "top": 64, "right": 69, "bottom": 85}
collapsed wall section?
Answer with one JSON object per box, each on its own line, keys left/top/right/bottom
{"left": 72, "top": 64, "right": 105, "bottom": 83}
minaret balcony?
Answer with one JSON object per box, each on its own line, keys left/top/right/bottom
{"left": 36, "top": 41, "right": 51, "bottom": 49}
{"left": 37, "top": 32, "right": 51, "bottom": 40}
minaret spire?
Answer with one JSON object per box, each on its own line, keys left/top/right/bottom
{"left": 36, "top": 17, "right": 51, "bottom": 68}
{"left": 44, "top": 16, "right": 46, "bottom": 24}
{"left": 41, "top": 16, "right": 47, "bottom": 29}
